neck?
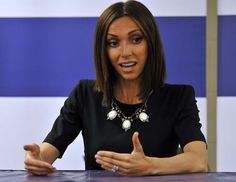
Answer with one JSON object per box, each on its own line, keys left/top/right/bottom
{"left": 113, "top": 79, "right": 142, "bottom": 104}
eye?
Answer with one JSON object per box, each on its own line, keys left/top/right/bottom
{"left": 132, "top": 36, "right": 143, "bottom": 44}
{"left": 107, "top": 39, "right": 119, "bottom": 48}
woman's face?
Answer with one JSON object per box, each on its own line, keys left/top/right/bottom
{"left": 106, "top": 16, "right": 148, "bottom": 83}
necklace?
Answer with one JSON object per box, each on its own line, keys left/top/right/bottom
{"left": 107, "top": 90, "right": 153, "bottom": 131}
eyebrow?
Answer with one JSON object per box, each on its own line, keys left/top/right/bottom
{"left": 107, "top": 29, "right": 142, "bottom": 37}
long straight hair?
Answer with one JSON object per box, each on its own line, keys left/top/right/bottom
{"left": 94, "top": 0, "right": 166, "bottom": 106}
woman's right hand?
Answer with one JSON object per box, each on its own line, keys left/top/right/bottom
{"left": 24, "top": 144, "right": 56, "bottom": 175}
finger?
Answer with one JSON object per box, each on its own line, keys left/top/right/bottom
{"left": 132, "top": 132, "right": 144, "bottom": 153}
{"left": 99, "top": 161, "right": 126, "bottom": 174}
{"left": 95, "top": 154, "right": 125, "bottom": 167}
{"left": 24, "top": 158, "right": 54, "bottom": 169}
{"left": 24, "top": 160, "right": 56, "bottom": 176}
{"left": 95, "top": 152, "right": 132, "bottom": 169}
{"left": 25, "top": 164, "right": 55, "bottom": 172}
{"left": 96, "top": 155, "right": 133, "bottom": 176}
{"left": 24, "top": 144, "right": 39, "bottom": 152}
{"left": 25, "top": 165, "right": 56, "bottom": 175}
{"left": 98, "top": 160, "right": 115, "bottom": 172}
{"left": 96, "top": 151, "right": 128, "bottom": 161}
{"left": 100, "top": 162, "right": 130, "bottom": 176}
{"left": 96, "top": 153, "right": 132, "bottom": 173}
{"left": 24, "top": 144, "right": 40, "bottom": 157}
{"left": 25, "top": 167, "right": 55, "bottom": 176}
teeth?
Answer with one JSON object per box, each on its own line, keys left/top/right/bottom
{"left": 121, "top": 62, "right": 136, "bottom": 67}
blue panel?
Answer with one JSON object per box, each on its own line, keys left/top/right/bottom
{"left": 0, "top": 18, "right": 96, "bottom": 96}
{"left": 158, "top": 17, "right": 206, "bottom": 97}
{"left": 218, "top": 16, "right": 236, "bottom": 96}
{"left": 0, "top": 17, "right": 205, "bottom": 97}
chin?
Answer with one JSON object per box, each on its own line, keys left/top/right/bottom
{"left": 120, "top": 75, "right": 140, "bottom": 82}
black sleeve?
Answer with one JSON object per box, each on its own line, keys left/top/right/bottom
{"left": 174, "top": 85, "right": 206, "bottom": 149}
{"left": 43, "top": 81, "right": 84, "bottom": 158}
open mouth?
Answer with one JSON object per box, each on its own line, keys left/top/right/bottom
{"left": 119, "top": 62, "right": 137, "bottom": 68}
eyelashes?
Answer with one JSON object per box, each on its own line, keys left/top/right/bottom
{"left": 106, "top": 36, "right": 144, "bottom": 48}
{"left": 132, "top": 36, "right": 143, "bottom": 44}
{"left": 107, "top": 40, "right": 118, "bottom": 48}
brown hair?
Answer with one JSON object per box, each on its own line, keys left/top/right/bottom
{"left": 94, "top": 0, "right": 166, "bottom": 106}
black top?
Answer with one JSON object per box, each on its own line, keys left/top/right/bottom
{"left": 44, "top": 80, "right": 206, "bottom": 170}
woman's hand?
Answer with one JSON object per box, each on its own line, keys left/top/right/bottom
{"left": 95, "top": 132, "right": 152, "bottom": 176}
{"left": 24, "top": 144, "right": 56, "bottom": 176}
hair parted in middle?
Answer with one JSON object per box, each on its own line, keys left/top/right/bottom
{"left": 94, "top": 0, "right": 166, "bottom": 106}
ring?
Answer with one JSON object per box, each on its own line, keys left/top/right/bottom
{"left": 111, "top": 165, "right": 119, "bottom": 172}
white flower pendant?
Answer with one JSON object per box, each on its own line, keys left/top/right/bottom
{"left": 107, "top": 110, "right": 117, "bottom": 120}
{"left": 122, "top": 119, "right": 131, "bottom": 131}
{"left": 139, "top": 112, "right": 149, "bottom": 122}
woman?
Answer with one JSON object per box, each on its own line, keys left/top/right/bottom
{"left": 24, "top": 0, "right": 208, "bottom": 176}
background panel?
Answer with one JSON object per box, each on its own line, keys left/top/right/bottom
{"left": 0, "top": 17, "right": 206, "bottom": 97}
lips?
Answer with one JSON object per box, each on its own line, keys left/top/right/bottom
{"left": 120, "top": 62, "right": 137, "bottom": 67}
{"left": 118, "top": 61, "right": 137, "bottom": 72}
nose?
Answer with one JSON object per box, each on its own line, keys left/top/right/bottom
{"left": 120, "top": 43, "right": 132, "bottom": 58}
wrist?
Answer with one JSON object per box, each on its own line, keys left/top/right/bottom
{"left": 146, "top": 156, "right": 160, "bottom": 175}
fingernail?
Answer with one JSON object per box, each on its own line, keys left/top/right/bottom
{"left": 96, "top": 159, "right": 101, "bottom": 164}
{"left": 48, "top": 165, "right": 54, "bottom": 169}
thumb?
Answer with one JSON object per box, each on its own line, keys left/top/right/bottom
{"left": 132, "top": 132, "right": 144, "bottom": 153}
{"left": 23, "top": 143, "right": 40, "bottom": 158}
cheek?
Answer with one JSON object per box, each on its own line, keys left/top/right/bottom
{"left": 138, "top": 45, "right": 148, "bottom": 64}
{"left": 107, "top": 49, "right": 119, "bottom": 64}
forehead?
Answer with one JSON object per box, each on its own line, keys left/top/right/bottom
{"left": 107, "top": 16, "right": 140, "bottom": 33}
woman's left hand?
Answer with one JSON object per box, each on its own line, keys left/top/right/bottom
{"left": 95, "top": 132, "right": 152, "bottom": 176}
